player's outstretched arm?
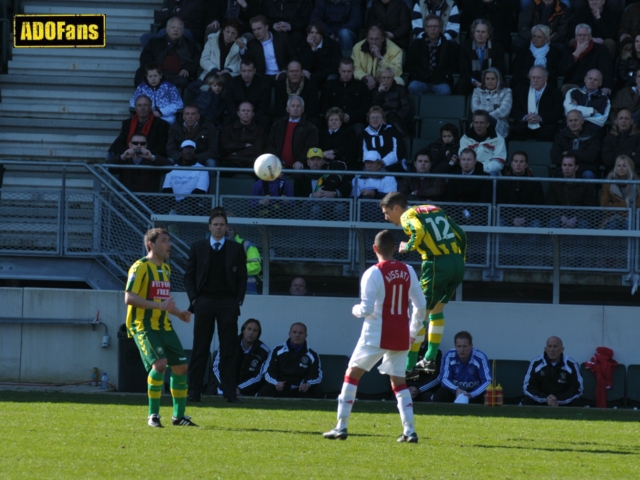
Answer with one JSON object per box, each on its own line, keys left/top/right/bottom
{"left": 447, "top": 215, "right": 467, "bottom": 259}
{"left": 352, "top": 267, "right": 378, "bottom": 317}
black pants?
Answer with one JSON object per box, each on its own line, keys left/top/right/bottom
{"left": 521, "top": 395, "right": 583, "bottom": 407}
{"left": 433, "top": 386, "right": 484, "bottom": 404}
{"left": 188, "top": 297, "right": 239, "bottom": 398}
{"left": 257, "top": 383, "right": 321, "bottom": 399}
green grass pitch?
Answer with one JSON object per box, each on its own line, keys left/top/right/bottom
{"left": 2, "top": 391, "right": 640, "bottom": 479}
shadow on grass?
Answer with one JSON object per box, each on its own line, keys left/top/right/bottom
{"left": 473, "top": 444, "right": 640, "bottom": 456}
{"left": 2, "top": 391, "right": 640, "bottom": 423}
{"left": 200, "top": 424, "right": 384, "bottom": 438}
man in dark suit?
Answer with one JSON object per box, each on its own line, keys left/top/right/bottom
{"left": 511, "top": 66, "right": 564, "bottom": 142}
{"left": 242, "top": 15, "right": 294, "bottom": 82}
{"left": 226, "top": 59, "right": 272, "bottom": 132}
{"left": 185, "top": 207, "right": 248, "bottom": 403}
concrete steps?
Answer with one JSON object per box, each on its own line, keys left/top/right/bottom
{"left": 0, "top": 74, "right": 133, "bottom": 93}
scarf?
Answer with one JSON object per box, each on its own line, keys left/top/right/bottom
{"left": 286, "top": 77, "right": 305, "bottom": 97}
{"left": 471, "top": 40, "right": 492, "bottom": 74}
{"left": 127, "top": 112, "right": 155, "bottom": 144}
{"left": 529, "top": 42, "right": 549, "bottom": 67}
{"left": 527, "top": 85, "right": 545, "bottom": 130}
{"left": 574, "top": 40, "right": 594, "bottom": 61}
{"left": 608, "top": 182, "right": 634, "bottom": 207}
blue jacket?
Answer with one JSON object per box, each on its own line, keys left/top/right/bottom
{"left": 440, "top": 347, "right": 492, "bottom": 398}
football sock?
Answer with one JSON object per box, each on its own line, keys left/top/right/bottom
{"left": 170, "top": 372, "right": 188, "bottom": 419}
{"left": 393, "top": 384, "right": 415, "bottom": 436}
{"left": 426, "top": 312, "right": 445, "bottom": 361}
{"left": 147, "top": 368, "right": 164, "bottom": 417}
{"left": 406, "top": 320, "right": 427, "bottom": 371}
{"left": 336, "top": 376, "right": 359, "bottom": 430}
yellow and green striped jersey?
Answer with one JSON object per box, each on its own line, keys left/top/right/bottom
{"left": 125, "top": 257, "right": 173, "bottom": 334}
{"left": 401, "top": 205, "right": 467, "bottom": 260}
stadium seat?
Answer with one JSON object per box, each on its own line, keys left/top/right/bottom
{"left": 627, "top": 364, "right": 640, "bottom": 407}
{"left": 419, "top": 95, "right": 467, "bottom": 121}
{"left": 492, "top": 359, "right": 530, "bottom": 404}
{"left": 507, "top": 141, "right": 554, "bottom": 167}
{"left": 219, "top": 175, "right": 256, "bottom": 195}
{"left": 580, "top": 363, "right": 626, "bottom": 408}
{"left": 319, "top": 354, "right": 350, "bottom": 399}
{"left": 356, "top": 360, "right": 392, "bottom": 399}
{"left": 411, "top": 137, "right": 432, "bottom": 159}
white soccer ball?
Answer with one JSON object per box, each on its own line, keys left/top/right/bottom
{"left": 254, "top": 153, "right": 283, "bottom": 181}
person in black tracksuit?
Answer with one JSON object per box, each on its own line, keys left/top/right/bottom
{"left": 257, "top": 322, "right": 323, "bottom": 398}
{"left": 212, "top": 318, "right": 270, "bottom": 397}
{"left": 522, "top": 336, "right": 584, "bottom": 407}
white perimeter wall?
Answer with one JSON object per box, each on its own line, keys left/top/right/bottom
{"left": 0, "top": 288, "right": 638, "bottom": 385}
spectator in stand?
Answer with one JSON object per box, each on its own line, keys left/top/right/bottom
{"left": 471, "top": 67, "right": 512, "bottom": 138}
{"left": 161, "top": 140, "right": 209, "bottom": 215}
{"left": 406, "top": 14, "right": 458, "bottom": 97}
{"left": 251, "top": 169, "right": 295, "bottom": 218}
{"left": 411, "top": 0, "right": 461, "bottom": 42}
{"left": 433, "top": 331, "right": 491, "bottom": 404}
{"left": 135, "top": 17, "right": 200, "bottom": 88}
{"left": 569, "top": 0, "right": 619, "bottom": 57}
{"left": 601, "top": 155, "right": 640, "bottom": 230}
{"left": 371, "top": 67, "right": 411, "bottom": 137}
{"left": 522, "top": 336, "right": 583, "bottom": 407}
{"left": 263, "top": 0, "right": 313, "bottom": 45}
{"left": 444, "top": 148, "right": 492, "bottom": 203}
{"left": 618, "top": 35, "right": 640, "bottom": 88}
{"left": 563, "top": 69, "right": 610, "bottom": 130}
{"left": 199, "top": 19, "right": 245, "bottom": 80}
{"left": 460, "top": 0, "right": 514, "bottom": 52}
{"left": 319, "top": 107, "right": 359, "bottom": 171}
{"left": 550, "top": 110, "right": 602, "bottom": 178}
{"left": 131, "top": 63, "right": 183, "bottom": 125}
{"left": 351, "top": 151, "right": 398, "bottom": 199}
{"left": 290, "top": 277, "right": 307, "bottom": 295}
{"left": 612, "top": 68, "right": 640, "bottom": 121}
{"left": 151, "top": 0, "right": 206, "bottom": 46}
{"left": 360, "top": 106, "right": 407, "bottom": 171}
{"left": 266, "top": 96, "right": 319, "bottom": 170}
{"left": 425, "top": 123, "right": 461, "bottom": 174}
{"left": 220, "top": 101, "right": 266, "bottom": 168}
{"left": 166, "top": 104, "right": 219, "bottom": 167}
{"left": 546, "top": 154, "right": 597, "bottom": 223}
{"left": 602, "top": 109, "right": 640, "bottom": 173}
{"left": 457, "top": 19, "right": 505, "bottom": 96}
{"left": 204, "top": 0, "right": 261, "bottom": 37}
{"left": 187, "top": 73, "right": 230, "bottom": 129}
{"left": 618, "top": 2, "right": 640, "bottom": 46}
{"left": 212, "top": 319, "right": 270, "bottom": 396}
{"left": 497, "top": 151, "right": 545, "bottom": 225}
{"left": 365, "top": 0, "right": 412, "bottom": 50}
{"left": 558, "top": 24, "right": 614, "bottom": 95}
{"left": 459, "top": 110, "right": 507, "bottom": 176}
{"left": 310, "top": 0, "right": 362, "bottom": 52}
{"left": 352, "top": 25, "right": 404, "bottom": 91}
{"left": 257, "top": 322, "right": 323, "bottom": 398}
{"left": 510, "top": 24, "right": 561, "bottom": 89}
{"left": 107, "top": 95, "right": 170, "bottom": 163}
{"left": 226, "top": 59, "right": 271, "bottom": 131}
{"left": 241, "top": 15, "right": 294, "bottom": 82}
{"left": 297, "top": 23, "right": 342, "bottom": 90}
{"left": 108, "top": 133, "right": 173, "bottom": 193}
{"left": 273, "top": 61, "right": 320, "bottom": 124}
{"left": 511, "top": 65, "right": 564, "bottom": 141}
{"left": 398, "top": 150, "right": 446, "bottom": 202}
{"left": 320, "top": 57, "right": 371, "bottom": 135}
{"left": 516, "top": 0, "right": 570, "bottom": 51}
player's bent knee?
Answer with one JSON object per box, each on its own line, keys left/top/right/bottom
{"left": 171, "top": 364, "right": 188, "bottom": 375}
{"left": 152, "top": 358, "right": 168, "bottom": 373}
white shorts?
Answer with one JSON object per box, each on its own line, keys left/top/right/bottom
{"left": 348, "top": 342, "right": 408, "bottom": 378}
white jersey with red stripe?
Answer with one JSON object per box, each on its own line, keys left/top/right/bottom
{"left": 352, "top": 260, "right": 427, "bottom": 351}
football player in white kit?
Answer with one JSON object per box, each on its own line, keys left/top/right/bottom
{"left": 323, "top": 229, "right": 427, "bottom": 443}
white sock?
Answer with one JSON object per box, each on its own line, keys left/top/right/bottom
{"left": 336, "top": 377, "right": 358, "bottom": 430}
{"left": 394, "top": 386, "right": 415, "bottom": 435}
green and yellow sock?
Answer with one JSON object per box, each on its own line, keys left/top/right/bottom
{"left": 426, "top": 312, "right": 445, "bottom": 361}
{"left": 171, "top": 372, "right": 188, "bottom": 419}
{"left": 147, "top": 369, "right": 164, "bottom": 417}
{"left": 406, "top": 320, "right": 427, "bottom": 371}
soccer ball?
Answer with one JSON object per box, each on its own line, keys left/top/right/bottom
{"left": 254, "top": 154, "right": 283, "bottom": 181}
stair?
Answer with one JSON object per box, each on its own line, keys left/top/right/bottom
{"left": 0, "top": 0, "right": 164, "bottom": 181}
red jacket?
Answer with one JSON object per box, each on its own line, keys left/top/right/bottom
{"left": 585, "top": 347, "right": 617, "bottom": 408}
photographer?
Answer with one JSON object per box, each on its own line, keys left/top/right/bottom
{"left": 108, "top": 133, "right": 173, "bottom": 193}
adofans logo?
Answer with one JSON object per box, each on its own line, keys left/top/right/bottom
{"left": 14, "top": 14, "right": 106, "bottom": 48}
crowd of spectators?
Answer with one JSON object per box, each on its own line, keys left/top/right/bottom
{"left": 104, "top": 1, "right": 640, "bottom": 217}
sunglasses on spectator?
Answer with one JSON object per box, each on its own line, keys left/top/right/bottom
{"left": 131, "top": 141, "right": 147, "bottom": 145}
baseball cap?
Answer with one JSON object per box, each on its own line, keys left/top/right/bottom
{"left": 181, "top": 140, "right": 197, "bottom": 149}
{"left": 307, "top": 147, "right": 323, "bottom": 158}
{"left": 363, "top": 151, "right": 382, "bottom": 162}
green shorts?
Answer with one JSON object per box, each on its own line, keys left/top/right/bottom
{"left": 132, "top": 329, "right": 187, "bottom": 371}
{"left": 420, "top": 254, "right": 465, "bottom": 310}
